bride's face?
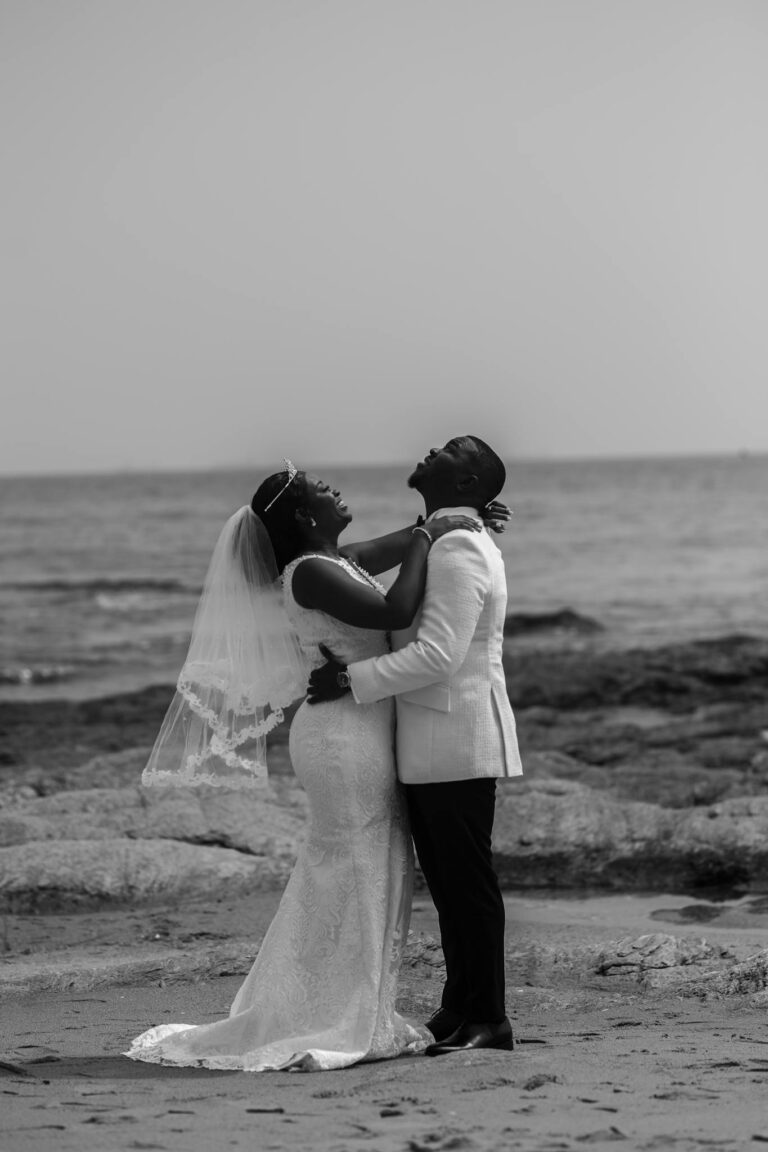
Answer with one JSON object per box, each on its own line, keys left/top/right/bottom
{"left": 304, "top": 474, "right": 353, "bottom": 534}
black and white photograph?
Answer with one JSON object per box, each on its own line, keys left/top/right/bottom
{"left": 1, "top": 1, "right": 767, "bottom": 1148}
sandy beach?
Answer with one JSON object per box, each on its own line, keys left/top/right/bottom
{"left": 3, "top": 632, "right": 768, "bottom": 1149}
{"left": 4, "top": 891, "right": 768, "bottom": 1151}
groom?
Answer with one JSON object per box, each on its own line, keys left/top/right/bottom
{"left": 308, "top": 435, "right": 523, "bottom": 1055}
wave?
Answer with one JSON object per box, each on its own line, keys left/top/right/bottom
{"left": 1, "top": 576, "right": 200, "bottom": 595}
{"left": 94, "top": 590, "right": 189, "bottom": 613}
{"left": 0, "top": 664, "right": 78, "bottom": 685}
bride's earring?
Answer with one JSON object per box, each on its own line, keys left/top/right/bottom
{"left": 309, "top": 517, "right": 317, "bottom": 528}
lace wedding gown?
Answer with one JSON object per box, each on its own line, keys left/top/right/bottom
{"left": 125, "top": 554, "right": 425, "bottom": 1072}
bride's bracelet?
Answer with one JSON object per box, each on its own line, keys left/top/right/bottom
{"left": 411, "top": 525, "right": 433, "bottom": 546}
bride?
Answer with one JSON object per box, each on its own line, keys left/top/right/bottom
{"left": 125, "top": 460, "right": 499, "bottom": 1073}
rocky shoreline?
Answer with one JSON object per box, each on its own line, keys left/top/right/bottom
{"left": 2, "top": 629, "right": 768, "bottom": 916}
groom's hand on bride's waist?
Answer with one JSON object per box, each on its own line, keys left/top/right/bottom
{"left": 307, "top": 643, "right": 351, "bottom": 705}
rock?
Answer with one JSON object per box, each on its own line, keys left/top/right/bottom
{"left": 504, "top": 932, "right": 727, "bottom": 987}
{"left": 0, "top": 784, "right": 38, "bottom": 809}
{"left": 0, "top": 688, "right": 174, "bottom": 783}
{"left": 7, "top": 776, "right": 768, "bottom": 904}
{"left": 516, "top": 699, "right": 768, "bottom": 808}
{"left": 404, "top": 926, "right": 758, "bottom": 1000}
{"left": 512, "top": 750, "right": 588, "bottom": 780}
{"left": 506, "top": 940, "right": 604, "bottom": 982}
{"left": 596, "top": 933, "right": 715, "bottom": 976}
{"left": 523, "top": 1073, "right": 561, "bottom": 1090}
{"left": 0, "top": 838, "right": 292, "bottom": 912}
{"left": 4, "top": 743, "right": 296, "bottom": 799}
{"left": 403, "top": 933, "right": 445, "bottom": 978}
{"left": 576, "top": 1126, "right": 627, "bottom": 1143}
{"left": 59, "top": 747, "right": 154, "bottom": 790}
{"left": 493, "top": 779, "right": 768, "bottom": 891}
{"left": 0, "top": 784, "right": 307, "bottom": 859}
{"left": 0, "top": 938, "right": 258, "bottom": 997}
{"left": 504, "top": 609, "right": 603, "bottom": 637}
{"left": 504, "top": 635, "right": 768, "bottom": 712}
{"left": 659, "top": 948, "right": 768, "bottom": 1000}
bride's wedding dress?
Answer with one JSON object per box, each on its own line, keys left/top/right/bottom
{"left": 125, "top": 554, "right": 424, "bottom": 1072}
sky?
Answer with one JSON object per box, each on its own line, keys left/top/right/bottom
{"left": 1, "top": 0, "right": 767, "bottom": 475}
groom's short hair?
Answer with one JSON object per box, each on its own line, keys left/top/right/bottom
{"left": 465, "top": 435, "right": 506, "bottom": 504}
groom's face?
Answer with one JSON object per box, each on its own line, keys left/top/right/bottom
{"left": 407, "top": 437, "right": 478, "bottom": 492}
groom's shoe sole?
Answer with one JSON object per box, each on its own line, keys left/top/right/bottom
{"left": 425, "top": 1019, "right": 514, "bottom": 1056}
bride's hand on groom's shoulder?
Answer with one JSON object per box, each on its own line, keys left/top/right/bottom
{"left": 482, "top": 500, "right": 513, "bottom": 534}
{"left": 427, "top": 502, "right": 512, "bottom": 541}
{"left": 428, "top": 514, "right": 483, "bottom": 541}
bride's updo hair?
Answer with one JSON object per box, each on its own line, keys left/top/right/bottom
{"left": 251, "top": 469, "right": 310, "bottom": 574}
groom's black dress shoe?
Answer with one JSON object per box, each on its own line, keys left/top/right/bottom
{"left": 425, "top": 1008, "right": 464, "bottom": 1043}
{"left": 425, "top": 1017, "right": 514, "bottom": 1056}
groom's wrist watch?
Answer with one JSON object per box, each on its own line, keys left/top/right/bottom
{"left": 336, "top": 668, "right": 351, "bottom": 690}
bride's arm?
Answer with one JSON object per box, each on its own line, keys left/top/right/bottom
{"left": 341, "top": 501, "right": 511, "bottom": 575}
{"left": 339, "top": 525, "right": 419, "bottom": 576}
{"left": 292, "top": 516, "right": 481, "bottom": 630}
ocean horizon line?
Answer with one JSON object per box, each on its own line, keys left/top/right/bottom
{"left": 1, "top": 447, "right": 765, "bottom": 483}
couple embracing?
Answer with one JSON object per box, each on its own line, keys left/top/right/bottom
{"left": 127, "top": 435, "right": 523, "bottom": 1072}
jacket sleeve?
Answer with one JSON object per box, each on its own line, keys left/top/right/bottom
{"left": 349, "top": 531, "right": 489, "bottom": 704}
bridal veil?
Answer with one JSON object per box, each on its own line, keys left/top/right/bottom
{"left": 141, "top": 505, "right": 308, "bottom": 790}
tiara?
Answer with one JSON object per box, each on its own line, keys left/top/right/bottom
{"left": 263, "top": 458, "right": 298, "bottom": 511}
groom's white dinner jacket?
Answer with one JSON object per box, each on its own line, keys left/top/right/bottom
{"left": 348, "top": 508, "right": 523, "bottom": 784}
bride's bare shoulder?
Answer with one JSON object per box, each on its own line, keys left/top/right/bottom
{"left": 289, "top": 555, "right": 354, "bottom": 608}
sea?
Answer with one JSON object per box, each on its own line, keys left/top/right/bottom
{"left": 1, "top": 455, "right": 766, "bottom": 702}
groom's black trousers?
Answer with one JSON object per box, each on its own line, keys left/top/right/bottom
{"left": 404, "top": 777, "right": 506, "bottom": 1023}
